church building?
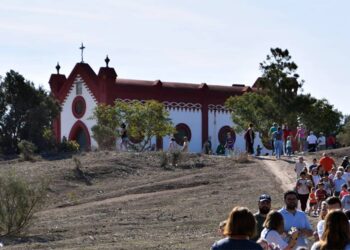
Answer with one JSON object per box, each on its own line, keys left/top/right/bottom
{"left": 49, "top": 50, "right": 268, "bottom": 153}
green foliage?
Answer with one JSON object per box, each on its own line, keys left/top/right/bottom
{"left": 0, "top": 171, "right": 47, "bottom": 236}
{"left": 225, "top": 92, "right": 278, "bottom": 136}
{"left": 90, "top": 104, "right": 121, "bottom": 150}
{"left": 0, "top": 70, "right": 60, "bottom": 154}
{"left": 298, "top": 97, "right": 343, "bottom": 135}
{"left": 114, "top": 100, "right": 175, "bottom": 151}
{"left": 337, "top": 119, "right": 350, "bottom": 146}
{"left": 226, "top": 48, "right": 342, "bottom": 142}
{"left": 18, "top": 140, "right": 37, "bottom": 161}
{"left": 59, "top": 138, "right": 80, "bottom": 153}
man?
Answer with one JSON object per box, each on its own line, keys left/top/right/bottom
{"left": 333, "top": 171, "right": 347, "bottom": 197}
{"left": 252, "top": 194, "right": 271, "bottom": 241}
{"left": 306, "top": 131, "right": 317, "bottom": 152}
{"left": 273, "top": 127, "right": 283, "bottom": 159}
{"left": 319, "top": 153, "right": 336, "bottom": 173}
{"left": 268, "top": 123, "right": 278, "bottom": 155}
{"left": 316, "top": 196, "right": 342, "bottom": 239}
{"left": 317, "top": 132, "right": 326, "bottom": 151}
{"left": 244, "top": 123, "right": 255, "bottom": 154}
{"left": 279, "top": 190, "right": 313, "bottom": 249}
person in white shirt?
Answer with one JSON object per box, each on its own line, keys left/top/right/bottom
{"left": 260, "top": 210, "right": 298, "bottom": 250}
{"left": 317, "top": 132, "right": 326, "bottom": 151}
{"left": 316, "top": 196, "right": 342, "bottom": 239}
{"left": 307, "top": 131, "right": 318, "bottom": 152}
{"left": 295, "top": 156, "right": 307, "bottom": 179}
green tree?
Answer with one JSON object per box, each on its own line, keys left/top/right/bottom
{"left": 90, "top": 104, "right": 121, "bottom": 150}
{"left": 115, "top": 100, "right": 174, "bottom": 151}
{"left": 337, "top": 118, "right": 350, "bottom": 147}
{"left": 298, "top": 97, "right": 343, "bottom": 135}
{"left": 258, "top": 48, "right": 304, "bottom": 125}
{"left": 0, "top": 71, "right": 60, "bottom": 154}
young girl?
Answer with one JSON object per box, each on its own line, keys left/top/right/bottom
{"left": 308, "top": 187, "right": 317, "bottom": 216}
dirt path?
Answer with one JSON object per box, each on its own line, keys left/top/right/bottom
{"left": 257, "top": 156, "right": 298, "bottom": 191}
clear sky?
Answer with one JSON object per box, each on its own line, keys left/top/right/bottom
{"left": 0, "top": 0, "right": 349, "bottom": 114}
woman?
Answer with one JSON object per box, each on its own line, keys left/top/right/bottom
{"left": 311, "top": 210, "right": 350, "bottom": 250}
{"left": 211, "top": 207, "right": 263, "bottom": 250}
{"left": 296, "top": 171, "right": 312, "bottom": 211}
{"left": 260, "top": 210, "right": 298, "bottom": 250}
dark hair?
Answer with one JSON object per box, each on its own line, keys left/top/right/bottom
{"left": 320, "top": 210, "right": 350, "bottom": 250}
{"left": 284, "top": 190, "right": 298, "bottom": 200}
{"left": 224, "top": 206, "right": 256, "bottom": 238}
{"left": 342, "top": 184, "right": 348, "bottom": 188}
{"left": 326, "top": 196, "right": 341, "bottom": 207}
{"left": 263, "top": 210, "right": 284, "bottom": 232}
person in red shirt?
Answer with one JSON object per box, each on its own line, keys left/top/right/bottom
{"left": 308, "top": 187, "right": 318, "bottom": 216}
{"left": 319, "top": 153, "right": 336, "bottom": 173}
{"left": 340, "top": 184, "right": 349, "bottom": 199}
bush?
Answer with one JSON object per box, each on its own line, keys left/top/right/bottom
{"left": 170, "top": 151, "right": 182, "bottom": 166}
{"left": 18, "top": 140, "right": 37, "bottom": 161}
{"left": 0, "top": 171, "right": 47, "bottom": 236}
{"left": 159, "top": 151, "right": 168, "bottom": 168}
{"left": 91, "top": 125, "right": 116, "bottom": 150}
{"left": 59, "top": 139, "right": 80, "bottom": 153}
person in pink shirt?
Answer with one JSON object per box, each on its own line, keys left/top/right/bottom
{"left": 295, "top": 125, "right": 306, "bottom": 153}
{"left": 340, "top": 184, "right": 349, "bottom": 199}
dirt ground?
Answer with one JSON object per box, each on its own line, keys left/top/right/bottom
{"left": 0, "top": 148, "right": 348, "bottom": 249}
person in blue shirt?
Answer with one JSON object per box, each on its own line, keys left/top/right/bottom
{"left": 211, "top": 206, "right": 263, "bottom": 250}
{"left": 278, "top": 190, "right": 313, "bottom": 249}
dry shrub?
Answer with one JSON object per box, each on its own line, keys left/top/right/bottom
{"left": 233, "top": 151, "right": 250, "bottom": 163}
{"left": 0, "top": 171, "right": 47, "bottom": 236}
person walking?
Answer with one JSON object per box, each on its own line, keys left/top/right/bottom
{"left": 307, "top": 131, "right": 318, "bottom": 152}
{"left": 244, "top": 123, "right": 255, "bottom": 154}
{"left": 260, "top": 210, "right": 298, "bottom": 250}
{"left": 268, "top": 123, "right": 278, "bottom": 155}
{"left": 273, "top": 127, "right": 283, "bottom": 159}
{"left": 317, "top": 132, "right": 326, "bottom": 151}
{"left": 295, "top": 172, "right": 312, "bottom": 212}
{"left": 311, "top": 210, "right": 350, "bottom": 250}
{"left": 295, "top": 125, "right": 306, "bottom": 153}
{"left": 252, "top": 194, "right": 272, "bottom": 242}
{"left": 278, "top": 190, "right": 313, "bottom": 249}
{"left": 211, "top": 207, "right": 263, "bottom": 250}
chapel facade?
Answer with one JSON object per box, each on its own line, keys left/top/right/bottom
{"left": 49, "top": 57, "right": 268, "bottom": 153}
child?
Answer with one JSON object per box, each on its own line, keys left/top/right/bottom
{"left": 315, "top": 182, "right": 328, "bottom": 214}
{"left": 256, "top": 144, "right": 262, "bottom": 156}
{"left": 340, "top": 183, "right": 349, "bottom": 199}
{"left": 286, "top": 136, "right": 292, "bottom": 156}
{"left": 308, "top": 187, "right": 317, "bottom": 216}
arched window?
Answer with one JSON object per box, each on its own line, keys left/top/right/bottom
{"left": 72, "top": 96, "right": 86, "bottom": 119}
{"left": 174, "top": 123, "right": 191, "bottom": 146}
{"left": 218, "top": 126, "right": 236, "bottom": 145}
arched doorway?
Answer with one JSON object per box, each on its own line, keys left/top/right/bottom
{"left": 69, "top": 121, "right": 91, "bottom": 151}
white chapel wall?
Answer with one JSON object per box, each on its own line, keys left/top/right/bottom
{"left": 208, "top": 110, "right": 270, "bottom": 155}
{"left": 164, "top": 108, "right": 202, "bottom": 152}
{"left": 60, "top": 76, "right": 98, "bottom": 149}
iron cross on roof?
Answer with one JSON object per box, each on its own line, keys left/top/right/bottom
{"left": 79, "top": 43, "right": 85, "bottom": 63}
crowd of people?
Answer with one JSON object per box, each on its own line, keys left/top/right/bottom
{"left": 211, "top": 153, "right": 350, "bottom": 250}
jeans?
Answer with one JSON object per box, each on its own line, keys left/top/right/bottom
{"left": 274, "top": 140, "right": 283, "bottom": 159}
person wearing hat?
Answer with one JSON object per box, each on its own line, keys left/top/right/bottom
{"left": 317, "top": 132, "right": 326, "bottom": 151}
{"left": 252, "top": 194, "right": 272, "bottom": 241}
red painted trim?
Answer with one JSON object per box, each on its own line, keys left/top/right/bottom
{"left": 68, "top": 120, "right": 91, "bottom": 150}
{"left": 53, "top": 113, "right": 61, "bottom": 143}
{"left": 71, "top": 96, "right": 86, "bottom": 119}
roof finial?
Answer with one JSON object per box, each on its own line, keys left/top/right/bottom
{"left": 56, "top": 62, "right": 61, "bottom": 74}
{"left": 79, "top": 43, "right": 85, "bottom": 63}
{"left": 105, "top": 55, "right": 110, "bottom": 67}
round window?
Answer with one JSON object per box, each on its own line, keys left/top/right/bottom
{"left": 218, "top": 126, "right": 236, "bottom": 145}
{"left": 72, "top": 96, "right": 86, "bottom": 119}
{"left": 174, "top": 123, "right": 191, "bottom": 146}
